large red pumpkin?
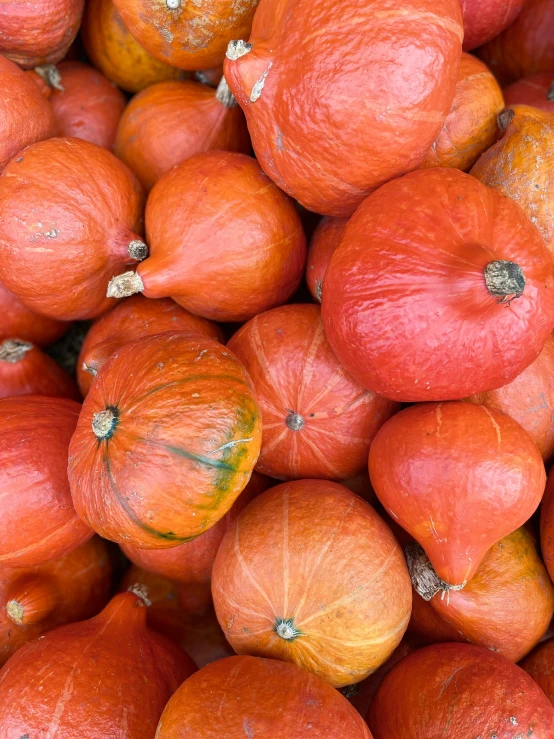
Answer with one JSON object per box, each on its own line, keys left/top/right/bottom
{"left": 212, "top": 480, "right": 412, "bottom": 688}
{"left": 504, "top": 73, "right": 554, "bottom": 113}
{"left": 368, "top": 643, "right": 554, "bottom": 737}
{"left": 540, "top": 468, "right": 554, "bottom": 583}
{"left": 460, "top": 0, "right": 525, "bottom": 50}
{"left": 369, "top": 402, "right": 546, "bottom": 586}
{"left": 322, "top": 168, "right": 554, "bottom": 402}
{"left": 522, "top": 638, "right": 554, "bottom": 706}
{"left": 0, "top": 137, "right": 146, "bottom": 321}
{"left": 0, "top": 279, "right": 69, "bottom": 346}
{"left": 107, "top": 152, "right": 306, "bottom": 323}
{"left": 306, "top": 217, "right": 348, "bottom": 303}
{"left": 0, "top": 395, "right": 91, "bottom": 567}
{"left": 69, "top": 332, "right": 262, "bottom": 548}
{"left": 223, "top": 0, "right": 462, "bottom": 216}
{"left": 0, "top": 591, "right": 196, "bottom": 736}
{"left": 228, "top": 304, "right": 399, "bottom": 480}
{"left": 0, "top": 338, "right": 80, "bottom": 400}
{"left": 114, "top": 78, "right": 250, "bottom": 191}
{"left": 157, "top": 655, "right": 373, "bottom": 738}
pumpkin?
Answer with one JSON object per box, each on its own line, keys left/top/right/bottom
{"left": 504, "top": 73, "right": 554, "bottom": 112}
{"left": 522, "top": 638, "right": 554, "bottom": 705}
{"left": 478, "top": 0, "right": 554, "bottom": 86}
{"left": 0, "top": 55, "right": 57, "bottom": 173}
{"left": 223, "top": 0, "right": 462, "bottom": 217}
{"left": 460, "top": 0, "right": 526, "bottom": 50}
{"left": 0, "top": 395, "right": 91, "bottom": 567}
{"left": 157, "top": 655, "right": 373, "bottom": 738}
{"left": 82, "top": 0, "right": 185, "bottom": 93}
{"left": 0, "top": 137, "right": 146, "bottom": 321}
{"left": 114, "top": 78, "right": 250, "bottom": 191}
{"left": 465, "top": 334, "right": 554, "bottom": 462}
{"left": 69, "top": 332, "right": 262, "bottom": 548}
{"left": 368, "top": 643, "right": 554, "bottom": 737}
{"left": 77, "top": 295, "right": 223, "bottom": 396}
{"left": 107, "top": 152, "right": 306, "bottom": 323}
{"left": 540, "top": 469, "right": 554, "bottom": 583}
{"left": 0, "top": 536, "right": 111, "bottom": 666}
{"left": 369, "top": 402, "right": 546, "bottom": 586}
{"left": 0, "top": 0, "right": 83, "bottom": 68}
{"left": 0, "top": 278, "right": 69, "bottom": 346}
{"left": 406, "top": 527, "right": 554, "bottom": 661}
{"left": 0, "top": 590, "right": 196, "bottom": 736}
{"left": 227, "top": 304, "right": 399, "bottom": 481}
{"left": 0, "top": 338, "right": 80, "bottom": 400}
{"left": 321, "top": 167, "right": 554, "bottom": 402}
{"left": 112, "top": 0, "right": 260, "bottom": 71}
{"left": 306, "top": 217, "right": 348, "bottom": 303}
{"left": 212, "top": 480, "right": 412, "bottom": 688}
{"left": 418, "top": 53, "right": 504, "bottom": 171}
{"left": 471, "top": 105, "right": 554, "bottom": 254}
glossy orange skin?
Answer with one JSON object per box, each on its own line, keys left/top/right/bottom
{"left": 224, "top": 0, "right": 462, "bottom": 217}
{"left": 368, "top": 643, "right": 554, "bottom": 737}
{"left": 419, "top": 53, "right": 504, "bottom": 171}
{"left": 115, "top": 80, "right": 250, "bottom": 191}
{"left": 0, "top": 0, "right": 83, "bottom": 67}
{"left": 0, "top": 395, "right": 91, "bottom": 567}
{"left": 0, "top": 591, "right": 196, "bottom": 736}
{"left": 0, "top": 279, "right": 69, "bottom": 346}
{"left": 82, "top": 0, "right": 185, "bottom": 93}
{"left": 69, "top": 332, "right": 262, "bottom": 548}
{"left": 472, "top": 105, "right": 554, "bottom": 254}
{"left": 408, "top": 527, "right": 554, "bottom": 661}
{"left": 0, "top": 342, "right": 80, "bottom": 400}
{"left": 212, "top": 480, "right": 412, "bottom": 688}
{"left": 0, "top": 536, "right": 111, "bottom": 666}
{"left": 141, "top": 152, "right": 306, "bottom": 322}
{"left": 0, "top": 55, "right": 57, "bottom": 173}
{"left": 522, "top": 638, "right": 554, "bottom": 705}
{"left": 504, "top": 73, "right": 554, "bottom": 112}
{"left": 157, "top": 655, "right": 373, "bottom": 738}
{"left": 77, "top": 295, "right": 223, "bottom": 396}
{"left": 466, "top": 334, "right": 554, "bottom": 462}
{"left": 306, "top": 217, "right": 347, "bottom": 303}
{"left": 369, "top": 402, "right": 546, "bottom": 585}
{"left": 460, "top": 0, "right": 525, "bottom": 50}
{"left": 322, "top": 168, "right": 554, "bottom": 402}
{"left": 113, "top": 0, "right": 259, "bottom": 71}
{"left": 540, "top": 469, "right": 554, "bottom": 583}
{"left": 228, "top": 304, "right": 399, "bottom": 480}
{"left": 0, "top": 137, "right": 145, "bottom": 321}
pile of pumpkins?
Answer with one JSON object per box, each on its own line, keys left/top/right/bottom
{"left": 1, "top": 0, "right": 554, "bottom": 735}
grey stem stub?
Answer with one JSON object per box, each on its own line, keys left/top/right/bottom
{"left": 226, "top": 39, "right": 252, "bottom": 61}
{"left": 92, "top": 407, "right": 118, "bottom": 440}
{"left": 0, "top": 338, "right": 33, "bottom": 363}
{"left": 166, "top": 0, "right": 180, "bottom": 8}
{"left": 405, "top": 542, "right": 465, "bottom": 601}
{"left": 34, "top": 64, "right": 64, "bottom": 91}
{"left": 215, "top": 76, "right": 238, "bottom": 108}
{"left": 484, "top": 260, "right": 525, "bottom": 304}
{"left": 275, "top": 618, "right": 302, "bottom": 641}
{"left": 314, "top": 280, "right": 323, "bottom": 302}
{"left": 107, "top": 271, "right": 144, "bottom": 299}
{"left": 548, "top": 81, "right": 554, "bottom": 101}
{"left": 286, "top": 411, "right": 305, "bottom": 431}
{"left": 497, "top": 108, "right": 514, "bottom": 131}
{"left": 128, "top": 240, "right": 148, "bottom": 261}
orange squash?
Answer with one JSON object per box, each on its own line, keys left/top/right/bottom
{"left": 504, "top": 73, "right": 554, "bottom": 113}
{"left": 306, "top": 217, "right": 347, "bottom": 303}
{"left": 540, "top": 468, "right": 554, "bottom": 583}
{"left": 0, "top": 278, "right": 69, "bottom": 346}
{"left": 460, "top": 0, "right": 525, "bottom": 50}
{"left": 522, "top": 638, "right": 554, "bottom": 706}
{"left": 0, "top": 338, "right": 80, "bottom": 400}
{"left": 114, "top": 78, "right": 250, "bottom": 191}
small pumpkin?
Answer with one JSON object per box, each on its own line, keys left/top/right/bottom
{"left": 107, "top": 151, "right": 306, "bottom": 323}
{"left": 77, "top": 295, "right": 223, "bottom": 396}
{"left": 228, "top": 304, "right": 399, "bottom": 480}
{"left": 522, "top": 638, "right": 554, "bottom": 706}
{"left": 114, "top": 78, "right": 250, "bottom": 191}
{"left": 368, "top": 643, "right": 554, "bottom": 737}
{"left": 306, "top": 217, "right": 347, "bottom": 303}
{"left": 540, "top": 468, "right": 554, "bottom": 583}
{"left": 0, "top": 338, "right": 80, "bottom": 400}
{"left": 0, "top": 137, "right": 146, "bottom": 321}
{"left": 369, "top": 402, "right": 546, "bottom": 586}
{"left": 504, "top": 73, "right": 554, "bottom": 112}
{"left": 157, "top": 655, "right": 373, "bottom": 738}
{"left": 0, "top": 278, "right": 69, "bottom": 346}
{"left": 0, "top": 590, "right": 196, "bottom": 736}
{"left": 69, "top": 332, "right": 262, "bottom": 548}
{"left": 460, "top": 0, "right": 525, "bottom": 50}
{"left": 0, "top": 536, "right": 111, "bottom": 666}
{"left": 322, "top": 167, "right": 554, "bottom": 402}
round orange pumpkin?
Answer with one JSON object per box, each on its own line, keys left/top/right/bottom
{"left": 522, "top": 638, "right": 554, "bottom": 705}
{"left": 540, "top": 468, "right": 554, "bottom": 583}
{"left": 0, "top": 137, "right": 146, "bottom": 321}
{"left": 460, "top": 0, "right": 525, "bottom": 50}
{"left": 107, "top": 151, "right": 306, "bottom": 323}
{"left": 306, "top": 217, "right": 347, "bottom": 303}
{"left": 69, "top": 332, "right": 262, "bottom": 548}
{"left": 0, "top": 338, "right": 80, "bottom": 400}
{"left": 0, "top": 278, "right": 69, "bottom": 346}
{"left": 504, "top": 73, "right": 554, "bottom": 113}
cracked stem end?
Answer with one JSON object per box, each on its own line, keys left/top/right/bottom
{"left": 34, "top": 64, "right": 64, "bottom": 91}
{"left": 484, "top": 260, "right": 525, "bottom": 302}
{"left": 405, "top": 542, "right": 465, "bottom": 601}
{"left": 128, "top": 240, "right": 148, "bottom": 261}
{"left": 215, "top": 76, "right": 238, "bottom": 108}
{"left": 0, "top": 339, "right": 33, "bottom": 363}
{"left": 226, "top": 40, "right": 252, "bottom": 61}
{"left": 107, "top": 271, "right": 144, "bottom": 299}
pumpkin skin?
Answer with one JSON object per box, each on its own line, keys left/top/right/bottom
{"left": 369, "top": 402, "right": 546, "bottom": 586}
{"left": 223, "top": 0, "right": 462, "bottom": 217}
{"left": 471, "top": 105, "right": 554, "bottom": 254}
{"left": 108, "top": 151, "right": 306, "bottom": 323}
{"left": 0, "top": 0, "right": 83, "bottom": 68}
{"left": 306, "top": 217, "right": 348, "bottom": 303}
{"left": 368, "top": 643, "right": 554, "bottom": 737}
{"left": 322, "top": 167, "right": 554, "bottom": 402}
{"left": 504, "top": 73, "right": 554, "bottom": 113}
{"left": 77, "top": 295, "right": 223, "bottom": 396}
{"left": 0, "top": 279, "right": 69, "bottom": 346}
{"left": 212, "top": 480, "right": 412, "bottom": 688}
{"left": 0, "top": 55, "right": 57, "bottom": 173}
{"left": 0, "top": 536, "right": 111, "bottom": 666}
{"left": 0, "top": 591, "right": 196, "bottom": 736}
{"left": 460, "top": 0, "right": 525, "bottom": 50}
{"left": 157, "top": 655, "right": 373, "bottom": 739}
{"left": 69, "top": 332, "right": 262, "bottom": 548}
{"left": 540, "top": 469, "right": 554, "bottom": 583}
{"left": 465, "top": 334, "right": 554, "bottom": 462}
{"left": 0, "top": 137, "right": 146, "bottom": 321}
{"left": 418, "top": 53, "right": 504, "bottom": 171}
{"left": 0, "top": 338, "right": 80, "bottom": 400}
{"left": 228, "top": 304, "right": 399, "bottom": 481}
{"left": 521, "top": 638, "right": 554, "bottom": 705}
{"left": 114, "top": 79, "right": 250, "bottom": 192}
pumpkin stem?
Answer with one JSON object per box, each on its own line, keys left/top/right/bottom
{"left": 548, "top": 81, "right": 554, "bottom": 101}
{"left": 166, "top": 0, "right": 180, "bottom": 6}
{"left": 497, "top": 108, "right": 514, "bottom": 131}
{"left": 0, "top": 338, "right": 33, "bottom": 363}
{"left": 340, "top": 683, "right": 361, "bottom": 698}
{"left": 215, "top": 76, "right": 238, "bottom": 108}
{"left": 82, "top": 361, "right": 98, "bottom": 377}
{"left": 484, "top": 260, "right": 525, "bottom": 304}
{"left": 285, "top": 411, "right": 305, "bottom": 431}
{"left": 106, "top": 271, "right": 144, "bottom": 299}
{"left": 314, "top": 280, "right": 323, "bottom": 302}
{"left": 275, "top": 617, "right": 302, "bottom": 641}
{"left": 405, "top": 542, "right": 465, "bottom": 601}
{"left": 92, "top": 407, "right": 118, "bottom": 440}
{"left": 127, "top": 583, "right": 152, "bottom": 607}
{"left": 5, "top": 575, "right": 58, "bottom": 625}
{"left": 34, "top": 64, "right": 64, "bottom": 91}
{"left": 226, "top": 40, "right": 253, "bottom": 61}
{"left": 128, "top": 240, "right": 148, "bottom": 261}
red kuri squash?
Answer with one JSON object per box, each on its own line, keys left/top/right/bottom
{"left": 504, "top": 73, "right": 554, "bottom": 112}
{"left": 0, "top": 278, "right": 69, "bottom": 346}
{"left": 460, "top": 0, "right": 525, "bottom": 50}
{"left": 540, "top": 468, "right": 554, "bottom": 583}
{"left": 306, "top": 217, "right": 347, "bottom": 303}
{"left": 522, "top": 638, "right": 554, "bottom": 706}
{"left": 0, "top": 338, "right": 80, "bottom": 400}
